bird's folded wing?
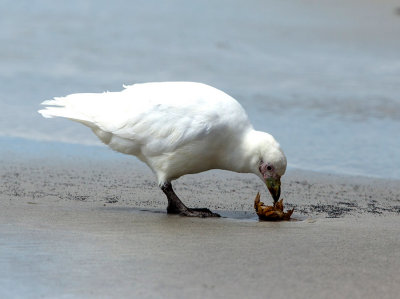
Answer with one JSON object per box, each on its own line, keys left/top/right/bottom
{"left": 108, "top": 103, "right": 219, "bottom": 155}
{"left": 39, "top": 82, "right": 250, "bottom": 156}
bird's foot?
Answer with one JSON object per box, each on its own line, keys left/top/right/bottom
{"left": 167, "top": 206, "right": 220, "bottom": 218}
{"left": 162, "top": 182, "right": 220, "bottom": 217}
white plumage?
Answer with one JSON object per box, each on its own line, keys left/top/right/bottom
{"left": 39, "top": 82, "right": 286, "bottom": 216}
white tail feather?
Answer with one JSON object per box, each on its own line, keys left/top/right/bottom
{"left": 38, "top": 94, "right": 98, "bottom": 126}
{"left": 38, "top": 89, "right": 137, "bottom": 133}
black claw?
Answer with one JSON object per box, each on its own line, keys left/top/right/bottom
{"left": 189, "top": 208, "right": 220, "bottom": 217}
{"left": 180, "top": 208, "right": 220, "bottom": 218}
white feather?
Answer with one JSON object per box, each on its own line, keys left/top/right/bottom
{"left": 39, "top": 82, "right": 286, "bottom": 185}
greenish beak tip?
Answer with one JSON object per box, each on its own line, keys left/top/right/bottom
{"left": 266, "top": 177, "right": 281, "bottom": 203}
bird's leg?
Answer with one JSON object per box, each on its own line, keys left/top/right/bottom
{"left": 160, "top": 182, "right": 220, "bottom": 217}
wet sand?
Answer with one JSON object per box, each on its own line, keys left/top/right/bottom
{"left": 1, "top": 156, "right": 400, "bottom": 298}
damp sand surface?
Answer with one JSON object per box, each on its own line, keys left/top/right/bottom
{"left": 1, "top": 156, "right": 400, "bottom": 298}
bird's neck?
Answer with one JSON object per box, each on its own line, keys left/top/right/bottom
{"left": 218, "top": 129, "right": 264, "bottom": 175}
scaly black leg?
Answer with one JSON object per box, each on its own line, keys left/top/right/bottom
{"left": 161, "top": 182, "right": 220, "bottom": 217}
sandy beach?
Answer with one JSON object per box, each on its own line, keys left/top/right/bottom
{"left": 1, "top": 149, "right": 400, "bottom": 298}
{"left": 1, "top": 0, "right": 400, "bottom": 297}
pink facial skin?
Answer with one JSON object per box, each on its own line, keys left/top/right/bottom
{"left": 259, "top": 161, "right": 274, "bottom": 179}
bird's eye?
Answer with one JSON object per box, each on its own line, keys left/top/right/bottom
{"left": 267, "top": 166, "right": 272, "bottom": 171}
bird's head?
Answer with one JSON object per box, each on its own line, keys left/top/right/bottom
{"left": 249, "top": 131, "right": 287, "bottom": 203}
{"left": 258, "top": 156, "right": 286, "bottom": 203}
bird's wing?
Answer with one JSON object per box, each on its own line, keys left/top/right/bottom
{"left": 105, "top": 83, "right": 251, "bottom": 156}
{"left": 40, "top": 82, "right": 251, "bottom": 156}
{"left": 109, "top": 102, "right": 219, "bottom": 155}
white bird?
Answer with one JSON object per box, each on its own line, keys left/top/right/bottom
{"left": 39, "top": 82, "right": 287, "bottom": 217}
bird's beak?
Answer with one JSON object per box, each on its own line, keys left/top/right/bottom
{"left": 266, "top": 177, "right": 281, "bottom": 203}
